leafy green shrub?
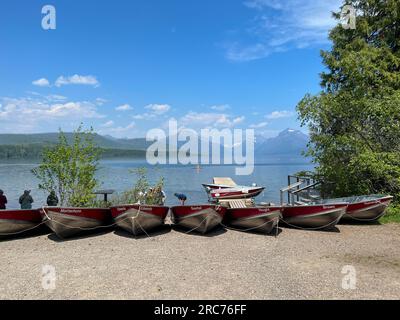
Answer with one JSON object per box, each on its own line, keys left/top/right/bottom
{"left": 32, "top": 125, "right": 100, "bottom": 207}
{"left": 112, "top": 168, "right": 165, "bottom": 206}
{"left": 380, "top": 204, "right": 400, "bottom": 224}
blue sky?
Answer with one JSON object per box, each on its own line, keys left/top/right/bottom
{"left": 0, "top": 0, "right": 342, "bottom": 138}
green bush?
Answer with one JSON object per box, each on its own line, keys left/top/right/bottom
{"left": 380, "top": 204, "right": 400, "bottom": 224}
{"left": 111, "top": 168, "right": 165, "bottom": 206}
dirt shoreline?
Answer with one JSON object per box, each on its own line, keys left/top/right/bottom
{"left": 1, "top": 223, "right": 399, "bottom": 300}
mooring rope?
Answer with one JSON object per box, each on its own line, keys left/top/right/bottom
{"left": 132, "top": 205, "right": 151, "bottom": 238}
{"left": 42, "top": 206, "right": 131, "bottom": 231}
{"left": 0, "top": 220, "right": 48, "bottom": 236}
{"left": 344, "top": 212, "right": 386, "bottom": 222}
{"left": 279, "top": 216, "right": 341, "bottom": 231}
{"left": 220, "top": 218, "right": 280, "bottom": 234}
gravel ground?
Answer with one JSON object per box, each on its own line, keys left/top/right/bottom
{"left": 0, "top": 222, "right": 399, "bottom": 300}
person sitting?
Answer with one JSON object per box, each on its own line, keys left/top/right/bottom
{"left": 174, "top": 193, "right": 187, "bottom": 205}
{"left": 152, "top": 186, "right": 166, "bottom": 206}
{"left": 19, "top": 190, "right": 34, "bottom": 210}
{"left": 47, "top": 190, "right": 59, "bottom": 206}
{"left": 0, "top": 189, "right": 7, "bottom": 210}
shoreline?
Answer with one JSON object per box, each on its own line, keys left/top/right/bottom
{"left": 1, "top": 223, "right": 399, "bottom": 300}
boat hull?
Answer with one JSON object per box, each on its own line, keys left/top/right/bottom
{"left": 343, "top": 196, "right": 393, "bottom": 221}
{"left": 225, "top": 207, "right": 281, "bottom": 234}
{"left": 170, "top": 205, "right": 226, "bottom": 234}
{"left": 282, "top": 204, "right": 347, "bottom": 230}
{"left": 41, "top": 207, "right": 111, "bottom": 238}
{"left": 0, "top": 210, "right": 42, "bottom": 235}
{"left": 210, "top": 187, "right": 265, "bottom": 200}
{"left": 202, "top": 183, "right": 232, "bottom": 190}
{"left": 110, "top": 205, "right": 169, "bottom": 236}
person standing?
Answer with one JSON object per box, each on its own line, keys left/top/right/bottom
{"left": 19, "top": 190, "right": 34, "bottom": 209}
{"left": 0, "top": 190, "right": 7, "bottom": 210}
{"left": 47, "top": 190, "right": 59, "bottom": 206}
{"left": 174, "top": 193, "right": 187, "bottom": 205}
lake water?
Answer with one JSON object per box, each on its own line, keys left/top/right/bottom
{"left": 0, "top": 159, "right": 314, "bottom": 209}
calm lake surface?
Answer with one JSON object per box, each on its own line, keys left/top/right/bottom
{"left": 0, "top": 159, "right": 314, "bottom": 209}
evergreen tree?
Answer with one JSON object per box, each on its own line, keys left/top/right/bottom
{"left": 297, "top": 0, "right": 400, "bottom": 201}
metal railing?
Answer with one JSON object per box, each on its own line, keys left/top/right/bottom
{"left": 281, "top": 175, "right": 322, "bottom": 205}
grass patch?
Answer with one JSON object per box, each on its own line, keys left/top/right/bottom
{"left": 380, "top": 204, "right": 400, "bottom": 224}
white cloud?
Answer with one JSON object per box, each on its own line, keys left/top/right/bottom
{"left": 55, "top": 74, "right": 100, "bottom": 87}
{"left": 26, "top": 92, "right": 67, "bottom": 102}
{"left": 266, "top": 110, "right": 294, "bottom": 119}
{"left": 226, "top": 0, "right": 342, "bottom": 61}
{"left": 95, "top": 98, "right": 107, "bottom": 106}
{"left": 210, "top": 104, "right": 231, "bottom": 111}
{"left": 107, "top": 122, "right": 135, "bottom": 133}
{"left": 145, "top": 104, "right": 171, "bottom": 115}
{"left": 132, "top": 113, "right": 155, "bottom": 120}
{"left": 116, "top": 104, "right": 133, "bottom": 111}
{"left": 102, "top": 120, "right": 114, "bottom": 128}
{"left": 180, "top": 112, "right": 245, "bottom": 128}
{"left": 250, "top": 121, "right": 268, "bottom": 128}
{"left": 0, "top": 96, "right": 104, "bottom": 133}
{"left": 131, "top": 103, "right": 171, "bottom": 120}
{"left": 32, "top": 78, "right": 50, "bottom": 87}
{"left": 46, "top": 94, "right": 67, "bottom": 102}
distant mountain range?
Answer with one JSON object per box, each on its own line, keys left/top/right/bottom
{"left": 0, "top": 133, "right": 150, "bottom": 150}
{"left": 255, "top": 128, "right": 309, "bottom": 155}
{"left": 0, "top": 129, "right": 310, "bottom": 162}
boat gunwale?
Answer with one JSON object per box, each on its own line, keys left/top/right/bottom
{"left": 42, "top": 206, "right": 111, "bottom": 211}
{"left": 316, "top": 195, "right": 393, "bottom": 206}
{"left": 283, "top": 202, "right": 348, "bottom": 209}
{"left": 110, "top": 204, "right": 169, "bottom": 210}
{"left": 170, "top": 204, "right": 224, "bottom": 209}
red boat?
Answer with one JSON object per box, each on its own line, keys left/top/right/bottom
{"left": 0, "top": 209, "right": 42, "bottom": 236}
{"left": 282, "top": 203, "right": 347, "bottom": 230}
{"left": 225, "top": 206, "right": 282, "bottom": 234}
{"left": 170, "top": 205, "right": 226, "bottom": 234}
{"left": 209, "top": 186, "right": 265, "bottom": 200}
{"left": 202, "top": 183, "right": 234, "bottom": 190}
{"left": 110, "top": 204, "right": 169, "bottom": 236}
{"left": 320, "top": 195, "right": 393, "bottom": 221}
{"left": 203, "top": 177, "right": 265, "bottom": 200}
{"left": 41, "top": 207, "right": 111, "bottom": 238}
{"left": 202, "top": 177, "right": 238, "bottom": 191}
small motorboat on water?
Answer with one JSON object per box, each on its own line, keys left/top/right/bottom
{"left": 222, "top": 199, "right": 281, "bottom": 234}
{"left": 281, "top": 203, "right": 348, "bottom": 230}
{"left": 208, "top": 186, "right": 265, "bottom": 200}
{"left": 202, "top": 177, "right": 238, "bottom": 190}
{"left": 170, "top": 205, "right": 226, "bottom": 234}
{"left": 110, "top": 204, "right": 169, "bottom": 236}
{"left": 0, "top": 209, "right": 42, "bottom": 236}
{"left": 317, "top": 195, "right": 393, "bottom": 222}
{"left": 203, "top": 177, "right": 265, "bottom": 200}
{"left": 41, "top": 207, "right": 111, "bottom": 238}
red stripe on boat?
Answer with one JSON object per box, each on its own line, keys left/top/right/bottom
{"left": 283, "top": 204, "right": 347, "bottom": 218}
{"left": 0, "top": 210, "right": 42, "bottom": 222}
{"left": 44, "top": 207, "right": 110, "bottom": 221}
{"left": 229, "top": 207, "right": 281, "bottom": 219}
{"left": 110, "top": 205, "right": 169, "bottom": 219}
{"left": 171, "top": 205, "right": 226, "bottom": 217}
{"left": 347, "top": 196, "right": 393, "bottom": 214}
